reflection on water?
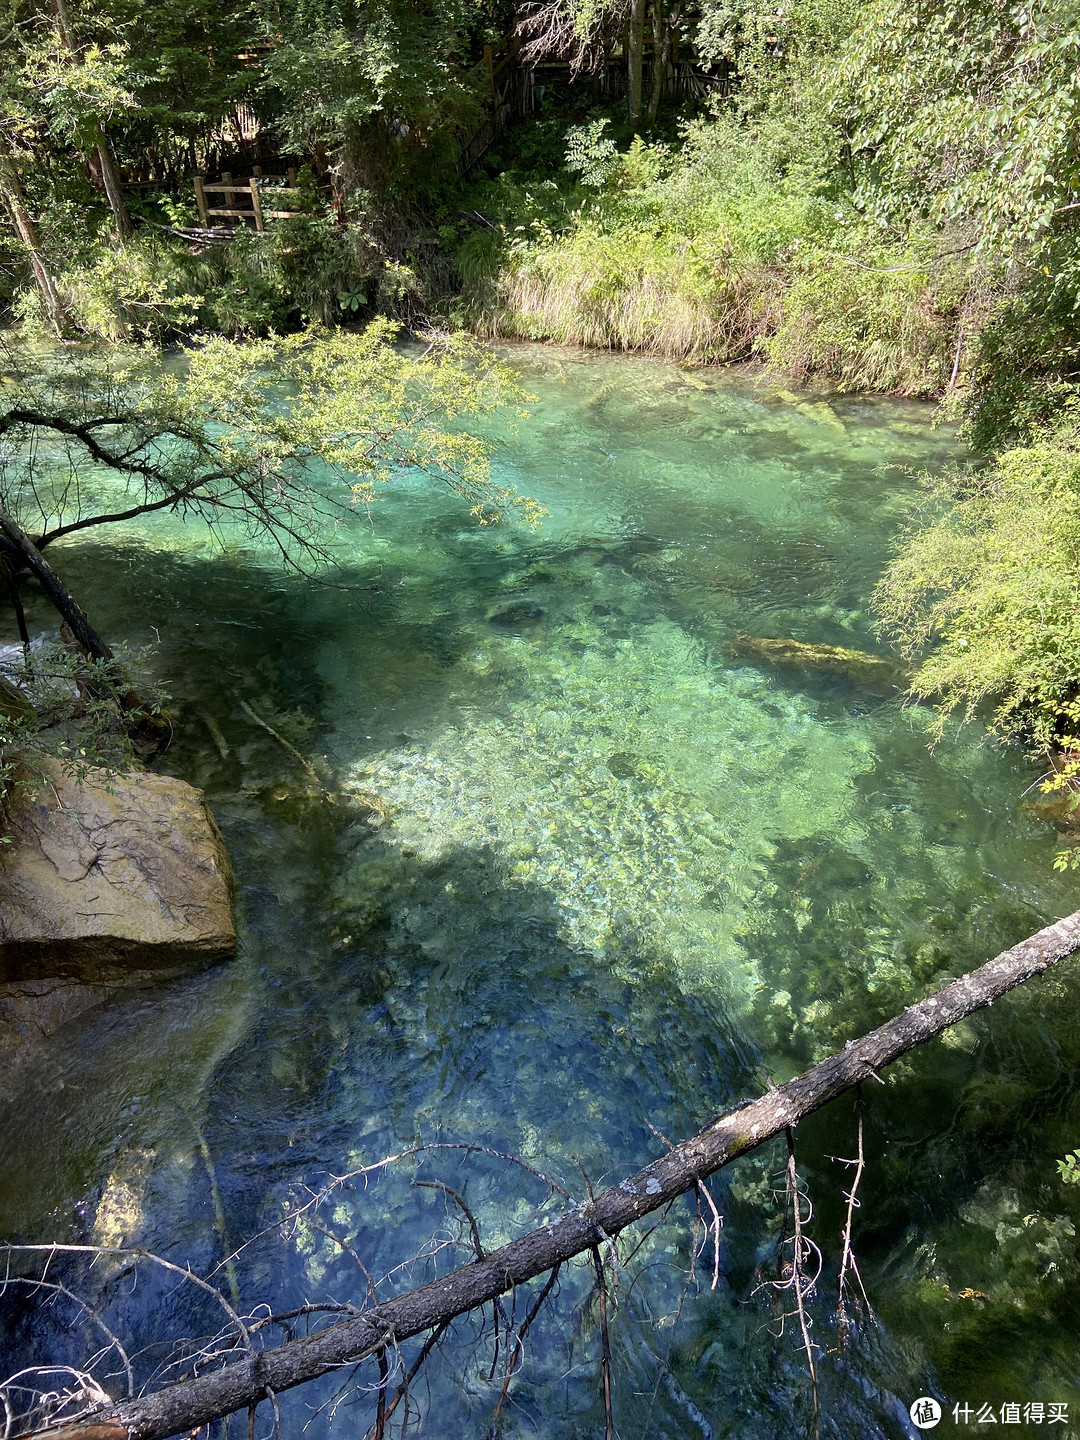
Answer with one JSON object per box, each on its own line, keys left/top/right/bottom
{"left": 2, "top": 345, "right": 1080, "bottom": 1438}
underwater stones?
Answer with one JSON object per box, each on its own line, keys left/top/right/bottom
{"left": 93, "top": 1146, "right": 156, "bottom": 1252}
{"left": 488, "top": 601, "right": 546, "bottom": 630}
{"left": 0, "top": 760, "right": 235, "bottom": 985}
{"left": 592, "top": 536, "right": 672, "bottom": 580}
{"left": 730, "top": 634, "right": 908, "bottom": 695}
{"left": 607, "top": 751, "right": 642, "bottom": 781}
{"left": 773, "top": 389, "right": 846, "bottom": 430}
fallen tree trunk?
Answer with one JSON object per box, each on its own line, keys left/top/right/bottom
{"left": 0, "top": 501, "right": 113, "bottom": 662}
{"left": 29, "top": 907, "right": 1080, "bottom": 1440}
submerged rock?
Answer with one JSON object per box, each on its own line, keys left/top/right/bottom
{"left": 0, "top": 760, "right": 235, "bottom": 984}
{"left": 730, "top": 634, "right": 908, "bottom": 694}
{"left": 607, "top": 751, "right": 642, "bottom": 780}
{"left": 0, "top": 976, "right": 114, "bottom": 1065}
{"left": 488, "top": 601, "right": 546, "bottom": 630}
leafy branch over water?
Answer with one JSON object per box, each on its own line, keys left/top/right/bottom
{"left": 0, "top": 323, "right": 537, "bottom": 779}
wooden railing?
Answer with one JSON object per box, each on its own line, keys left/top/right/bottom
{"left": 455, "top": 32, "right": 534, "bottom": 179}
{"left": 193, "top": 166, "right": 303, "bottom": 230}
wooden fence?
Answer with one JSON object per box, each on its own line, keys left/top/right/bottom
{"left": 193, "top": 166, "right": 304, "bottom": 230}
{"left": 455, "top": 33, "right": 537, "bottom": 179}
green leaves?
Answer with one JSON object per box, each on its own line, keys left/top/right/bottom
{"left": 337, "top": 286, "right": 368, "bottom": 312}
{"left": 874, "top": 416, "right": 1080, "bottom": 754}
{"left": 0, "top": 323, "right": 539, "bottom": 575}
{"left": 831, "top": 0, "right": 1080, "bottom": 250}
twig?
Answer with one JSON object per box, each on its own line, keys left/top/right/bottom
{"left": 492, "top": 1264, "right": 561, "bottom": 1423}
{"left": 236, "top": 696, "right": 328, "bottom": 795}
{"left": 590, "top": 1247, "right": 614, "bottom": 1440}
{"left": 191, "top": 1116, "right": 238, "bottom": 1308}
{"left": 0, "top": 1277, "right": 134, "bottom": 1398}
{"left": 376, "top": 1320, "right": 451, "bottom": 1432}
{"left": 836, "top": 1087, "right": 871, "bottom": 1335}
{"left": 697, "top": 1181, "right": 723, "bottom": 1291}
{"left": 0, "top": 1245, "right": 253, "bottom": 1357}
{"left": 413, "top": 1181, "right": 485, "bottom": 1260}
{"left": 373, "top": 1349, "right": 388, "bottom": 1440}
{"left": 785, "top": 1130, "right": 820, "bottom": 1432}
{"left": 307, "top": 1222, "right": 380, "bottom": 1306}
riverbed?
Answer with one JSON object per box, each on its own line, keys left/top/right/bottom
{"left": 2, "top": 344, "right": 1078, "bottom": 1438}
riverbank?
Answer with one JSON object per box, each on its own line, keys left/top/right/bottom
{"left": 456, "top": 213, "right": 961, "bottom": 397}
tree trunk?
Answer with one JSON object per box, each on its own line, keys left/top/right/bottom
{"left": 0, "top": 143, "right": 64, "bottom": 337}
{"left": 0, "top": 502, "right": 113, "bottom": 661}
{"left": 51, "top": 0, "right": 133, "bottom": 240}
{"left": 94, "top": 136, "right": 133, "bottom": 239}
{"left": 647, "top": 2, "right": 680, "bottom": 123}
{"left": 627, "top": 0, "right": 646, "bottom": 128}
{"left": 32, "top": 906, "right": 1080, "bottom": 1440}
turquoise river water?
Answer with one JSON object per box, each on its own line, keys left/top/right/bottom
{"left": 2, "top": 344, "right": 1080, "bottom": 1438}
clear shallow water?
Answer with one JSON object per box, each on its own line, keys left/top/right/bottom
{"left": 2, "top": 345, "right": 1080, "bottom": 1438}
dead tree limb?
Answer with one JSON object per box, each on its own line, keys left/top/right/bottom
{"left": 0, "top": 501, "right": 113, "bottom": 662}
{"left": 783, "top": 1130, "right": 820, "bottom": 1430}
{"left": 23, "top": 907, "right": 1080, "bottom": 1440}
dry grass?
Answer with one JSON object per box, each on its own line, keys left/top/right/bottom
{"left": 463, "top": 226, "right": 957, "bottom": 396}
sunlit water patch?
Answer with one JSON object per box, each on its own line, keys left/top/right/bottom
{"left": 2, "top": 345, "right": 1079, "bottom": 1439}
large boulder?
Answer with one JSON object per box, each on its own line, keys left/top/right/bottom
{"left": 0, "top": 760, "right": 235, "bottom": 984}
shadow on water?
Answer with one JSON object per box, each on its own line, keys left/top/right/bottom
{"left": 3, "top": 349, "right": 1080, "bottom": 1437}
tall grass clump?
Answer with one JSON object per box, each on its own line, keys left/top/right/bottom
{"left": 459, "top": 112, "right": 961, "bottom": 394}
{"left": 472, "top": 223, "right": 781, "bottom": 362}
{"left": 764, "top": 242, "right": 963, "bottom": 395}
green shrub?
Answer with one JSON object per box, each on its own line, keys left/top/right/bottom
{"left": 1, "top": 643, "right": 167, "bottom": 828}
{"left": 24, "top": 233, "right": 209, "bottom": 341}
{"left": 207, "top": 216, "right": 378, "bottom": 333}
{"left": 765, "top": 240, "right": 960, "bottom": 395}
{"left": 17, "top": 211, "right": 384, "bottom": 342}
{"left": 874, "top": 419, "right": 1080, "bottom": 754}
{"left": 964, "top": 229, "right": 1080, "bottom": 453}
{"left": 456, "top": 109, "right": 958, "bottom": 392}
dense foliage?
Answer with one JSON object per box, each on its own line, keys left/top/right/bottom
{"left": 0, "top": 323, "right": 532, "bottom": 791}
{"left": 875, "top": 421, "right": 1080, "bottom": 754}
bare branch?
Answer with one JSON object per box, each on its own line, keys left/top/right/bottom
{"left": 413, "top": 1181, "right": 485, "bottom": 1261}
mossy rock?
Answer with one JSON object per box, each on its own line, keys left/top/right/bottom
{"left": 730, "top": 634, "right": 909, "bottom": 694}
{"left": 488, "top": 601, "right": 546, "bottom": 630}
